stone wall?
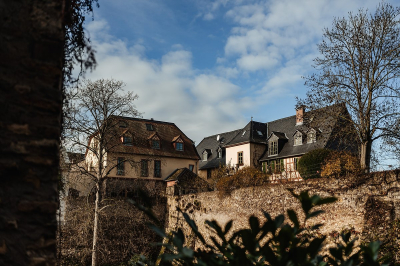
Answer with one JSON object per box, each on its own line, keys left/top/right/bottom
{"left": 166, "top": 171, "right": 400, "bottom": 254}
{"left": 0, "top": 1, "right": 64, "bottom": 265}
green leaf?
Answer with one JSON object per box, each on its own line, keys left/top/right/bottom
{"left": 316, "top": 197, "right": 337, "bottom": 206}
{"left": 147, "top": 223, "right": 166, "bottom": 238}
{"left": 224, "top": 220, "right": 233, "bottom": 234}
{"left": 306, "top": 210, "right": 324, "bottom": 219}
{"left": 182, "top": 212, "right": 206, "bottom": 244}
{"left": 274, "top": 214, "right": 284, "bottom": 228}
{"left": 287, "top": 209, "right": 300, "bottom": 229}
{"left": 249, "top": 216, "right": 260, "bottom": 234}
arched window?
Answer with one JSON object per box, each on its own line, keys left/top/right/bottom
{"left": 307, "top": 129, "right": 316, "bottom": 143}
{"left": 203, "top": 150, "right": 208, "bottom": 161}
{"left": 294, "top": 132, "right": 303, "bottom": 146}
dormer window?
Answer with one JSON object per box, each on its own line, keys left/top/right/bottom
{"left": 122, "top": 135, "right": 133, "bottom": 146}
{"left": 172, "top": 135, "right": 184, "bottom": 151}
{"left": 203, "top": 150, "right": 208, "bottom": 161}
{"left": 217, "top": 147, "right": 222, "bottom": 158}
{"left": 146, "top": 124, "right": 154, "bottom": 131}
{"left": 294, "top": 132, "right": 303, "bottom": 146}
{"left": 176, "top": 142, "right": 183, "bottom": 151}
{"left": 307, "top": 129, "right": 316, "bottom": 143}
{"left": 152, "top": 140, "right": 160, "bottom": 149}
{"left": 269, "top": 141, "right": 278, "bottom": 156}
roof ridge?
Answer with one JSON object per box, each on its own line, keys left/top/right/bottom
{"left": 112, "top": 115, "right": 176, "bottom": 125}
{"left": 267, "top": 114, "right": 296, "bottom": 124}
{"left": 202, "top": 128, "right": 243, "bottom": 139}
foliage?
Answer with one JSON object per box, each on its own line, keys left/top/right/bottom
{"left": 215, "top": 166, "right": 269, "bottom": 196}
{"left": 207, "top": 164, "right": 229, "bottom": 190}
{"left": 300, "top": 2, "right": 400, "bottom": 171}
{"left": 298, "top": 149, "right": 332, "bottom": 179}
{"left": 63, "top": 0, "right": 99, "bottom": 87}
{"left": 135, "top": 190, "right": 387, "bottom": 266}
{"left": 321, "top": 151, "right": 362, "bottom": 178}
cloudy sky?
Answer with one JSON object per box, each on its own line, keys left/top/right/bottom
{"left": 83, "top": 0, "right": 394, "bottom": 145}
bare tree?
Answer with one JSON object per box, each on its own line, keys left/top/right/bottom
{"left": 300, "top": 3, "right": 400, "bottom": 172}
{"left": 63, "top": 78, "right": 140, "bottom": 266}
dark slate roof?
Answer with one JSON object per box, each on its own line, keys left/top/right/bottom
{"left": 196, "top": 129, "right": 242, "bottom": 170}
{"left": 97, "top": 116, "right": 200, "bottom": 160}
{"left": 268, "top": 131, "right": 288, "bottom": 140}
{"left": 259, "top": 106, "right": 340, "bottom": 161}
{"left": 225, "top": 121, "right": 268, "bottom": 147}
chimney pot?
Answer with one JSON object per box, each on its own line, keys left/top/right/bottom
{"left": 296, "top": 106, "right": 305, "bottom": 125}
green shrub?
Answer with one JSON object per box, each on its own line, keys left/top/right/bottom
{"left": 215, "top": 166, "right": 269, "bottom": 196}
{"left": 298, "top": 148, "right": 332, "bottom": 179}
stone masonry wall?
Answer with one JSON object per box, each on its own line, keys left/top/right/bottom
{"left": 166, "top": 171, "right": 400, "bottom": 253}
{"left": 0, "top": 1, "right": 64, "bottom": 265}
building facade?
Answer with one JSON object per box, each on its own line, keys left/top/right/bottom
{"left": 197, "top": 105, "right": 356, "bottom": 181}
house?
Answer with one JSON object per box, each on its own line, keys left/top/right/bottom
{"left": 197, "top": 121, "right": 268, "bottom": 180}
{"left": 197, "top": 104, "right": 356, "bottom": 181}
{"left": 69, "top": 116, "right": 200, "bottom": 196}
{"left": 165, "top": 168, "right": 210, "bottom": 196}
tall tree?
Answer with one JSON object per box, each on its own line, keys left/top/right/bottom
{"left": 300, "top": 3, "right": 400, "bottom": 172}
{"left": 64, "top": 79, "right": 140, "bottom": 266}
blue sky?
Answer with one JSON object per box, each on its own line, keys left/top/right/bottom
{"left": 84, "top": 0, "right": 395, "bottom": 152}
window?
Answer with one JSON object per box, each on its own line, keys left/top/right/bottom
{"left": 141, "top": 160, "right": 148, "bottom": 177}
{"left": 176, "top": 142, "right": 183, "bottom": 151}
{"left": 294, "top": 157, "right": 299, "bottom": 171}
{"left": 152, "top": 140, "right": 160, "bottom": 149}
{"left": 269, "top": 141, "right": 278, "bottom": 156}
{"left": 117, "top": 157, "right": 124, "bottom": 175}
{"left": 207, "top": 169, "right": 211, "bottom": 179}
{"left": 275, "top": 160, "right": 281, "bottom": 172}
{"left": 238, "top": 151, "right": 243, "bottom": 165}
{"left": 146, "top": 124, "right": 154, "bottom": 131}
{"left": 202, "top": 151, "right": 208, "bottom": 161}
{"left": 189, "top": 164, "right": 194, "bottom": 172}
{"left": 307, "top": 131, "right": 316, "bottom": 143}
{"left": 119, "top": 121, "right": 127, "bottom": 128}
{"left": 294, "top": 133, "right": 302, "bottom": 146}
{"left": 217, "top": 148, "right": 222, "bottom": 158}
{"left": 154, "top": 160, "right": 161, "bottom": 177}
{"left": 123, "top": 135, "right": 133, "bottom": 146}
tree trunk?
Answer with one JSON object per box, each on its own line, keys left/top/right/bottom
{"left": 360, "top": 140, "right": 372, "bottom": 173}
{"left": 91, "top": 181, "right": 101, "bottom": 266}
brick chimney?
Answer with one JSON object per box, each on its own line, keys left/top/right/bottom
{"left": 296, "top": 106, "right": 304, "bottom": 125}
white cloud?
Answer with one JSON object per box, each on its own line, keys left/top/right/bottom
{"left": 222, "top": 0, "right": 383, "bottom": 73}
{"left": 85, "top": 19, "right": 252, "bottom": 143}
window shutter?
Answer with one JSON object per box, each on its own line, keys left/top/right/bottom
{"left": 281, "top": 159, "right": 284, "bottom": 172}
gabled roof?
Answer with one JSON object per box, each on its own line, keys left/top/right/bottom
{"left": 225, "top": 121, "right": 268, "bottom": 146}
{"left": 196, "top": 129, "right": 242, "bottom": 170}
{"left": 101, "top": 116, "right": 200, "bottom": 160}
{"left": 268, "top": 131, "right": 288, "bottom": 140}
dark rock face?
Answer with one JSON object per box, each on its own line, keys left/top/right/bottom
{"left": 0, "top": 1, "right": 64, "bottom": 265}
